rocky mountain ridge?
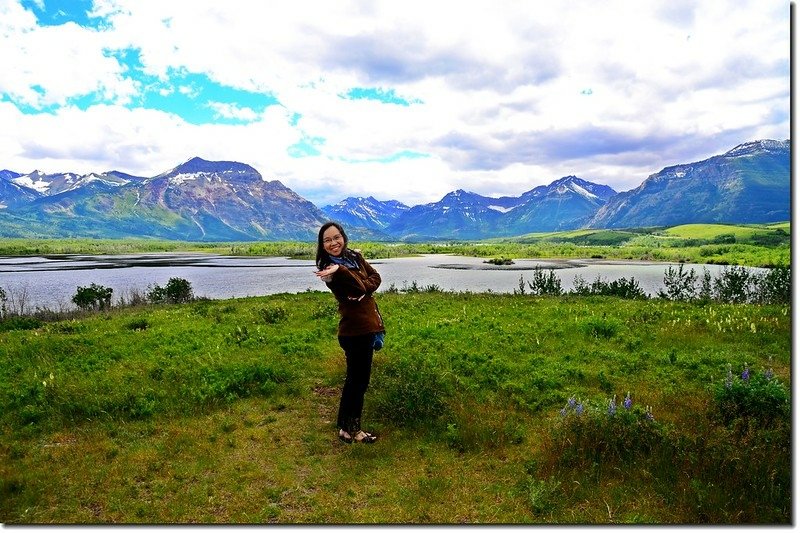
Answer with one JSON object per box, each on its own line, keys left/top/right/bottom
{"left": 0, "top": 139, "right": 789, "bottom": 241}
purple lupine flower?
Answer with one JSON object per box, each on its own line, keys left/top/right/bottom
{"left": 575, "top": 402, "right": 584, "bottom": 415}
{"left": 568, "top": 397, "right": 577, "bottom": 409}
{"left": 741, "top": 364, "right": 750, "bottom": 382}
{"left": 764, "top": 356, "right": 774, "bottom": 380}
{"left": 560, "top": 406, "right": 567, "bottom": 417}
{"left": 608, "top": 396, "right": 617, "bottom": 416}
{"left": 623, "top": 392, "right": 632, "bottom": 410}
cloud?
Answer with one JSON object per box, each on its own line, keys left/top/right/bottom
{"left": 0, "top": 0, "right": 790, "bottom": 208}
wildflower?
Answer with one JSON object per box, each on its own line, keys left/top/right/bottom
{"left": 741, "top": 364, "right": 750, "bottom": 382}
{"left": 645, "top": 405, "right": 654, "bottom": 421}
{"left": 560, "top": 406, "right": 568, "bottom": 417}
{"left": 575, "top": 402, "right": 584, "bottom": 415}
{"left": 607, "top": 395, "right": 617, "bottom": 416}
{"left": 725, "top": 364, "right": 733, "bottom": 389}
{"left": 764, "top": 356, "right": 774, "bottom": 380}
{"left": 623, "top": 392, "right": 632, "bottom": 410}
{"left": 568, "top": 397, "right": 577, "bottom": 408}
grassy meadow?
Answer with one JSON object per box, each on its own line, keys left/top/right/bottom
{"left": 0, "top": 222, "right": 791, "bottom": 523}
{"left": 0, "top": 288, "right": 790, "bottom": 524}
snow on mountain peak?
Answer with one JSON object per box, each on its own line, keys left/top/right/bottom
{"left": 12, "top": 173, "right": 51, "bottom": 194}
{"left": 725, "top": 139, "right": 789, "bottom": 157}
{"left": 568, "top": 181, "right": 599, "bottom": 201}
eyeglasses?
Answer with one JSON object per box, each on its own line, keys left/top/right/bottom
{"left": 323, "top": 234, "right": 343, "bottom": 245}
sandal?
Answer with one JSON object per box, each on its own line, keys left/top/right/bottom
{"left": 338, "top": 429, "right": 353, "bottom": 443}
{"left": 354, "top": 430, "right": 377, "bottom": 444}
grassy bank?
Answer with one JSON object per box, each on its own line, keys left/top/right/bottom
{"left": 0, "top": 290, "right": 790, "bottom": 524}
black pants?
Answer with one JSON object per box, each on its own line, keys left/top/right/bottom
{"left": 337, "top": 334, "right": 374, "bottom": 434}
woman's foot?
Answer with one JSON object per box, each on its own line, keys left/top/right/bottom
{"left": 354, "top": 430, "right": 377, "bottom": 443}
{"left": 338, "top": 429, "right": 353, "bottom": 443}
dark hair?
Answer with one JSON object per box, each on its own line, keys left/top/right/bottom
{"left": 316, "top": 221, "right": 355, "bottom": 269}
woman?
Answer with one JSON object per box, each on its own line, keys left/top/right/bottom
{"left": 315, "top": 221, "right": 384, "bottom": 444}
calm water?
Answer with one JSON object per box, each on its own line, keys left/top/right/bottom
{"left": 0, "top": 253, "right": 761, "bottom": 311}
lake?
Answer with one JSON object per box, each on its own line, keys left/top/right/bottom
{"left": 0, "top": 253, "right": 762, "bottom": 311}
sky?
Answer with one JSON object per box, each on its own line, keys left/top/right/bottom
{"left": 0, "top": 0, "right": 791, "bottom": 208}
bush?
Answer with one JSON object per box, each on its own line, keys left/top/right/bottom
{"left": 526, "top": 267, "right": 563, "bottom": 296}
{"left": 712, "top": 266, "right": 753, "bottom": 304}
{"left": 147, "top": 277, "right": 194, "bottom": 304}
{"left": 753, "top": 266, "right": 790, "bottom": 305}
{"left": 657, "top": 265, "right": 789, "bottom": 305}
{"left": 714, "top": 364, "right": 789, "bottom": 429}
{"left": 580, "top": 317, "right": 621, "bottom": 339}
{"left": 485, "top": 257, "right": 515, "bottom": 266}
{"left": 0, "top": 315, "right": 43, "bottom": 332}
{"left": 548, "top": 393, "right": 665, "bottom": 469}
{"left": 72, "top": 283, "right": 113, "bottom": 311}
{"left": 257, "top": 305, "right": 288, "bottom": 324}
{"left": 659, "top": 264, "right": 698, "bottom": 301}
{"left": 125, "top": 318, "right": 150, "bottom": 331}
{"left": 572, "top": 275, "right": 646, "bottom": 299}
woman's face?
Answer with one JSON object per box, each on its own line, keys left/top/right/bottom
{"left": 322, "top": 226, "right": 344, "bottom": 257}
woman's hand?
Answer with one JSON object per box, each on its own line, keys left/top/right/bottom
{"left": 315, "top": 263, "right": 339, "bottom": 282}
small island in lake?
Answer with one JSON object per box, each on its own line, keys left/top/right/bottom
{"left": 484, "top": 257, "right": 515, "bottom": 266}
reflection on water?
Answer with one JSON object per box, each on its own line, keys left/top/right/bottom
{"left": 0, "top": 253, "right": 762, "bottom": 311}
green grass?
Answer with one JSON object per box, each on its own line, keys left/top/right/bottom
{"left": 660, "top": 223, "right": 783, "bottom": 240}
{"left": 0, "top": 291, "right": 790, "bottom": 524}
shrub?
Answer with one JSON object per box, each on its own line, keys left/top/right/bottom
{"left": 714, "top": 363, "right": 789, "bottom": 429}
{"left": 753, "top": 266, "right": 790, "bottom": 305}
{"left": 257, "top": 305, "right": 288, "bottom": 324}
{"left": 0, "top": 315, "right": 43, "bottom": 332}
{"left": 712, "top": 266, "right": 753, "bottom": 303}
{"left": 580, "top": 317, "right": 621, "bottom": 339}
{"left": 310, "top": 301, "right": 338, "bottom": 319}
{"left": 148, "top": 277, "right": 194, "bottom": 304}
{"left": 548, "top": 393, "right": 665, "bottom": 470}
{"left": 71, "top": 283, "right": 113, "bottom": 311}
{"left": 571, "top": 275, "right": 646, "bottom": 299}
{"left": 658, "top": 264, "right": 698, "bottom": 301}
{"left": 600, "top": 277, "right": 646, "bottom": 299}
{"left": 485, "top": 257, "right": 515, "bottom": 266}
{"left": 711, "top": 233, "right": 736, "bottom": 244}
{"left": 125, "top": 318, "right": 150, "bottom": 331}
{"left": 526, "top": 266, "right": 563, "bottom": 296}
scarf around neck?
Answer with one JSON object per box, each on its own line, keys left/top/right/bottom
{"left": 328, "top": 252, "right": 359, "bottom": 270}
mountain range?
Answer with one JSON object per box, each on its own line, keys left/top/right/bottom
{"left": 0, "top": 139, "right": 789, "bottom": 241}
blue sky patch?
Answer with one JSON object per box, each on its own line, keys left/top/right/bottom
{"left": 6, "top": 45, "right": 279, "bottom": 124}
{"left": 21, "top": 0, "right": 108, "bottom": 29}
{"left": 287, "top": 136, "right": 325, "bottom": 158}
{"left": 341, "top": 87, "right": 422, "bottom": 106}
{"left": 107, "top": 48, "right": 280, "bottom": 124}
{"left": 339, "top": 150, "right": 430, "bottom": 164}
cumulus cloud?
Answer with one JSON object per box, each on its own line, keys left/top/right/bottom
{"left": 0, "top": 0, "right": 790, "bottom": 206}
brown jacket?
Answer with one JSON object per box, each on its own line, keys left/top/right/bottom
{"left": 325, "top": 251, "right": 385, "bottom": 337}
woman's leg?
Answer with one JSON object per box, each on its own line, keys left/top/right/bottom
{"left": 336, "top": 334, "right": 374, "bottom": 434}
